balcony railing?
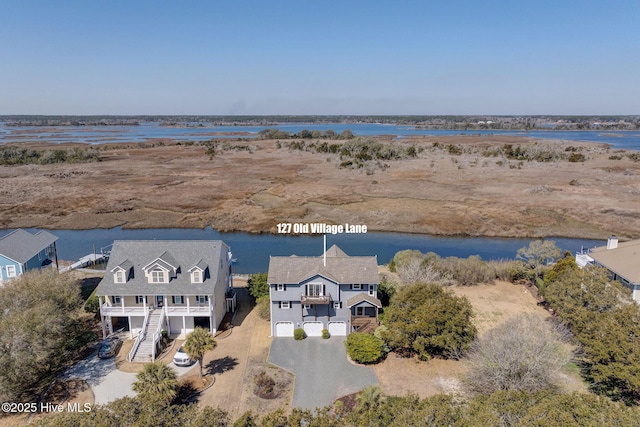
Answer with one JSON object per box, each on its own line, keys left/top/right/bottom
{"left": 100, "top": 303, "right": 211, "bottom": 316}
{"left": 300, "top": 294, "right": 331, "bottom": 304}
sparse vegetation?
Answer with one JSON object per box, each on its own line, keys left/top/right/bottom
{"left": 0, "top": 146, "right": 101, "bottom": 165}
{"left": 465, "top": 314, "right": 572, "bottom": 394}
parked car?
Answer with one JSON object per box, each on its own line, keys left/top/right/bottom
{"left": 98, "top": 336, "right": 122, "bottom": 359}
{"left": 173, "top": 346, "right": 193, "bottom": 366}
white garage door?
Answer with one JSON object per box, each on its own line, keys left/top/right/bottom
{"left": 275, "top": 322, "right": 294, "bottom": 337}
{"left": 303, "top": 321, "right": 324, "bottom": 337}
{"left": 328, "top": 321, "right": 347, "bottom": 336}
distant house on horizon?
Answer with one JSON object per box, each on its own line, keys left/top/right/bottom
{"left": 576, "top": 235, "right": 640, "bottom": 302}
{"left": 267, "top": 244, "right": 381, "bottom": 337}
{"left": 0, "top": 228, "right": 59, "bottom": 283}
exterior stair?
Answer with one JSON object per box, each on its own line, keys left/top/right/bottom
{"left": 352, "top": 317, "right": 378, "bottom": 334}
{"left": 132, "top": 310, "right": 163, "bottom": 362}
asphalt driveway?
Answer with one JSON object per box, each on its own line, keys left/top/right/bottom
{"left": 268, "top": 337, "right": 378, "bottom": 410}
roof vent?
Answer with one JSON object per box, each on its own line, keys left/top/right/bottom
{"left": 607, "top": 235, "right": 618, "bottom": 250}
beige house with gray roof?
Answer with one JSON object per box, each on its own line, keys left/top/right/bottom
{"left": 268, "top": 244, "right": 381, "bottom": 337}
{"left": 577, "top": 236, "right": 640, "bottom": 302}
{"left": 95, "top": 240, "right": 235, "bottom": 362}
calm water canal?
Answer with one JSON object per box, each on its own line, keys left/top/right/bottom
{"left": 2, "top": 227, "right": 604, "bottom": 274}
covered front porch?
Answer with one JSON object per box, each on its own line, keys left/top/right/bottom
{"left": 347, "top": 293, "right": 382, "bottom": 334}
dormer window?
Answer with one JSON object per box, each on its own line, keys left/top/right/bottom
{"left": 114, "top": 270, "right": 125, "bottom": 283}
{"left": 191, "top": 270, "right": 202, "bottom": 283}
{"left": 150, "top": 268, "right": 167, "bottom": 283}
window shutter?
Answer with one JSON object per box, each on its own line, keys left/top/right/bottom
{"left": 350, "top": 284, "right": 353, "bottom": 290}
{"left": 323, "top": 284, "right": 326, "bottom": 296}
{"left": 278, "top": 302, "right": 282, "bottom": 309}
{"left": 284, "top": 284, "right": 287, "bottom": 291}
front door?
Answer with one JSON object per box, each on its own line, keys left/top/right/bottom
{"left": 156, "top": 295, "right": 164, "bottom": 308}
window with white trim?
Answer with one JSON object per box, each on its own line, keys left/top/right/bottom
{"left": 114, "top": 270, "right": 125, "bottom": 283}
{"left": 280, "top": 301, "right": 291, "bottom": 309}
{"left": 135, "top": 296, "right": 145, "bottom": 304}
{"left": 352, "top": 284, "right": 361, "bottom": 290}
{"left": 355, "top": 306, "right": 365, "bottom": 316}
{"left": 111, "top": 295, "right": 122, "bottom": 304}
{"left": 368, "top": 285, "right": 375, "bottom": 296}
{"left": 307, "top": 283, "right": 323, "bottom": 296}
{"left": 191, "top": 270, "right": 202, "bottom": 283}
{"left": 151, "top": 269, "right": 166, "bottom": 283}
{"left": 172, "top": 295, "right": 184, "bottom": 304}
{"left": 6, "top": 265, "right": 17, "bottom": 278}
{"left": 276, "top": 284, "right": 286, "bottom": 291}
{"left": 196, "top": 295, "right": 209, "bottom": 304}
{"left": 334, "top": 301, "right": 342, "bottom": 309}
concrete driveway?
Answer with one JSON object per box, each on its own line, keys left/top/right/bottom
{"left": 63, "top": 350, "right": 137, "bottom": 405}
{"left": 268, "top": 336, "right": 378, "bottom": 410}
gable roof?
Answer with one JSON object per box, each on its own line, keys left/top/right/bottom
{"left": 267, "top": 244, "right": 378, "bottom": 284}
{"left": 590, "top": 239, "right": 640, "bottom": 284}
{"left": 96, "top": 240, "right": 229, "bottom": 296}
{"left": 0, "top": 229, "right": 57, "bottom": 264}
{"left": 347, "top": 293, "right": 382, "bottom": 308}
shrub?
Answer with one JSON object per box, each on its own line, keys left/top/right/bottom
{"left": 293, "top": 328, "right": 306, "bottom": 340}
{"left": 346, "top": 332, "right": 385, "bottom": 364}
{"left": 256, "top": 295, "right": 270, "bottom": 321}
{"left": 84, "top": 293, "right": 100, "bottom": 316}
{"left": 322, "top": 329, "right": 330, "bottom": 339}
{"left": 247, "top": 272, "right": 269, "bottom": 299}
{"left": 254, "top": 371, "right": 277, "bottom": 398}
{"left": 465, "top": 314, "right": 571, "bottom": 394}
{"left": 568, "top": 153, "right": 586, "bottom": 162}
{"left": 381, "top": 283, "right": 476, "bottom": 360}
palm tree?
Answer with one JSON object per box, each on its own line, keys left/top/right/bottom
{"left": 184, "top": 327, "right": 217, "bottom": 378}
{"left": 132, "top": 361, "right": 178, "bottom": 405}
{"left": 356, "top": 386, "right": 384, "bottom": 412}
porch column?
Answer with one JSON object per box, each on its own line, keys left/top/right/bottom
{"left": 144, "top": 296, "right": 148, "bottom": 309}
{"left": 182, "top": 316, "right": 186, "bottom": 336}
{"left": 121, "top": 297, "right": 125, "bottom": 314}
{"left": 128, "top": 316, "right": 132, "bottom": 338}
{"left": 186, "top": 296, "right": 190, "bottom": 314}
{"left": 101, "top": 316, "right": 106, "bottom": 339}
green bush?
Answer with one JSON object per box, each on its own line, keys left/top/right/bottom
{"left": 345, "top": 332, "right": 385, "bottom": 363}
{"left": 294, "top": 328, "right": 306, "bottom": 340}
{"left": 84, "top": 293, "right": 100, "bottom": 316}
{"left": 247, "top": 272, "right": 269, "bottom": 299}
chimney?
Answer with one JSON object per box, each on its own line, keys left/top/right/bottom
{"left": 607, "top": 235, "right": 618, "bottom": 250}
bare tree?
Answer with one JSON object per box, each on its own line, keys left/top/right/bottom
{"left": 465, "top": 314, "right": 572, "bottom": 394}
{"left": 398, "top": 257, "right": 440, "bottom": 285}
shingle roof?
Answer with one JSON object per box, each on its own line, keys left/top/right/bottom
{"left": 347, "top": 293, "right": 382, "bottom": 308}
{"left": 590, "top": 239, "right": 640, "bottom": 284}
{"left": 96, "top": 240, "right": 228, "bottom": 296}
{"left": 267, "top": 244, "right": 378, "bottom": 284}
{"left": 0, "top": 229, "right": 57, "bottom": 264}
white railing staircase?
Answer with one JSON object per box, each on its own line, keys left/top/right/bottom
{"left": 131, "top": 309, "right": 165, "bottom": 363}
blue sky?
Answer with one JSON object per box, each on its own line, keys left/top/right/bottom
{"left": 1, "top": 1, "right": 638, "bottom": 115}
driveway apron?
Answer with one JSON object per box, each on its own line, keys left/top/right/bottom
{"left": 268, "top": 337, "right": 378, "bottom": 410}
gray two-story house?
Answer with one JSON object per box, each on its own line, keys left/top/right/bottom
{"left": 95, "top": 240, "right": 235, "bottom": 361}
{"left": 268, "top": 245, "right": 381, "bottom": 337}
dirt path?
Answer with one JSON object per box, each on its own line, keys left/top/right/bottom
{"left": 195, "top": 285, "right": 292, "bottom": 418}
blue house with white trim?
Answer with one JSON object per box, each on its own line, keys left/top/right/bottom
{"left": 0, "top": 229, "right": 59, "bottom": 283}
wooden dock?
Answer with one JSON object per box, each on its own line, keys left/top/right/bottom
{"left": 60, "top": 253, "right": 107, "bottom": 272}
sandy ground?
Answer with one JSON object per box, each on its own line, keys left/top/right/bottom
{"left": 194, "top": 284, "right": 293, "bottom": 419}
{"left": 372, "top": 281, "right": 587, "bottom": 398}
{"left": 1, "top": 135, "right": 639, "bottom": 239}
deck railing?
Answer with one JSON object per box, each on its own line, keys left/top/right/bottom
{"left": 151, "top": 306, "right": 167, "bottom": 361}
{"left": 127, "top": 305, "right": 150, "bottom": 362}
